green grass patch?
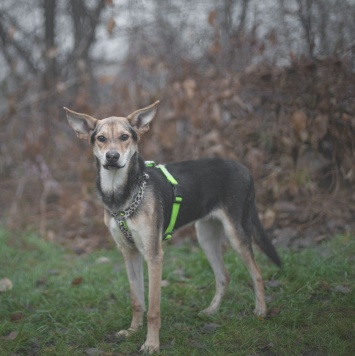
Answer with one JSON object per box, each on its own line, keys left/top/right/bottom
{"left": 0, "top": 229, "right": 354, "bottom": 355}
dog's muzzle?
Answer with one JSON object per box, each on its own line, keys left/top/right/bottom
{"left": 104, "top": 150, "right": 122, "bottom": 169}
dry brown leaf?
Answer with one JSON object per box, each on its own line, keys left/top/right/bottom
{"left": 182, "top": 78, "right": 196, "bottom": 99}
{"left": 10, "top": 312, "right": 24, "bottom": 322}
{"left": 0, "top": 278, "right": 13, "bottom": 292}
{"left": 261, "top": 209, "right": 276, "bottom": 229}
{"left": 208, "top": 10, "right": 217, "bottom": 26}
{"left": 245, "top": 148, "right": 264, "bottom": 178}
{"left": 291, "top": 110, "right": 308, "bottom": 142}
{"left": 311, "top": 114, "right": 329, "bottom": 148}
{"left": 2, "top": 331, "right": 18, "bottom": 340}
{"left": 71, "top": 277, "right": 84, "bottom": 286}
{"left": 107, "top": 17, "right": 115, "bottom": 36}
{"left": 268, "top": 306, "right": 282, "bottom": 317}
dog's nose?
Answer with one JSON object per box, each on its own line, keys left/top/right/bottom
{"left": 106, "top": 150, "right": 120, "bottom": 163}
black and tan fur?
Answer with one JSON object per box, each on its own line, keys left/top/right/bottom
{"left": 64, "top": 101, "right": 281, "bottom": 354}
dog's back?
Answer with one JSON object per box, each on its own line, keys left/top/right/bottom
{"left": 159, "top": 158, "right": 252, "bottom": 226}
{"left": 147, "top": 157, "right": 280, "bottom": 266}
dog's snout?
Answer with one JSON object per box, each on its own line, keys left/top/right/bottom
{"left": 106, "top": 150, "right": 120, "bottom": 163}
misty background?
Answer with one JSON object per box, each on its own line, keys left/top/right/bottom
{"left": 0, "top": 0, "right": 354, "bottom": 251}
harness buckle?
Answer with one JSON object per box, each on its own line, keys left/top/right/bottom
{"left": 163, "top": 233, "right": 172, "bottom": 240}
{"left": 174, "top": 196, "right": 182, "bottom": 203}
{"left": 145, "top": 161, "right": 156, "bottom": 167}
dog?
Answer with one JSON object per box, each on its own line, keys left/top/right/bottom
{"left": 64, "top": 101, "right": 281, "bottom": 354}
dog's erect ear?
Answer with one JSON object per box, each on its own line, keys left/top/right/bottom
{"left": 127, "top": 100, "right": 159, "bottom": 135}
{"left": 64, "top": 107, "right": 98, "bottom": 141}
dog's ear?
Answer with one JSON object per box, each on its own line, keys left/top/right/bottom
{"left": 127, "top": 100, "right": 159, "bottom": 135}
{"left": 64, "top": 107, "right": 98, "bottom": 141}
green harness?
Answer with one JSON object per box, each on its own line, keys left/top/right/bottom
{"left": 145, "top": 161, "right": 182, "bottom": 240}
{"left": 110, "top": 161, "right": 182, "bottom": 243}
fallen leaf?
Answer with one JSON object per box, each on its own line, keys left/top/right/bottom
{"left": 311, "top": 114, "right": 329, "bottom": 148}
{"left": 95, "top": 256, "right": 111, "bottom": 264}
{"left": 182, "top": 78, "right": 196, "bottom": 99}
{"left": 71, "top": 277, "right": 83, "bottom": 286}
{"left": 268, "top": 306, "right": 282, "bottom": 317}
{"left": 291, "top": 109, "right": 308, "bottom": 141}
{"left": 161, "top": 280, "right": 170, "bottom": 287}
{"left": 262, "top": 209, "right": 276, "bottom": 229}
{"left": 36, "top": 277, "right": 48, "bottom": 287}
{"left": 10, "top": 312, "right": 24, "bottom": 322}
{"left": 85, "top": 348, "right": 103, "bottom": 355}
{"left": 1, "top": 331, "right": 18, "bottom": 340}
{"left": 0, "top": 278, "right": 13, "bottom": 292}
{"left": 208, "top": 10, "right": 217, "bottom": 26}
{"left": 332, "top": 285, "right": 351, "bottom": 294}
{"left": 106, "top": 17, "right": 115, "bottom": 36}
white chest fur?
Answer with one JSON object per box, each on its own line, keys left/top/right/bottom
{"left": 107, "top": 215, "right": 146, "bottom": 254}
{"left": 100, "top": 166, "right": 128, "bottom": 193}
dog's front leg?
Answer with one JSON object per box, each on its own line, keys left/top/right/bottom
{"left": 140, "top": 248, "right": 163, "bottom": 354}
{"left": 116, "top": 247, "right": 145, "bottom": 339}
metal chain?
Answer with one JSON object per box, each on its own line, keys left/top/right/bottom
{"left": 109, "top": 173, "right": 149, "bottom": 243}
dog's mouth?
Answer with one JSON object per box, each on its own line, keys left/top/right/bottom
{"left": 103, "top": 164, "right": 125, "bottom": 170}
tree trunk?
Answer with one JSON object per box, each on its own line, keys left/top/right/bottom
{"left": 43, "top": 0, "right": 57, "bottom": 88}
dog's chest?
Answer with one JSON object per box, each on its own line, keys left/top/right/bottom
{"left": 107, "top": 215, "right": 146, "bottom": 253}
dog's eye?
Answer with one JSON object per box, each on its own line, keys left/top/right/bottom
{"left": 97, "top": 135, "right": 106, "bottom": 142}
{"left": 120, "top": 134, "right": 129, "bottom": 141}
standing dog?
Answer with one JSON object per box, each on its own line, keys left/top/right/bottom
{"left": 64, "top": 101, "right": 281, "bottom": 353}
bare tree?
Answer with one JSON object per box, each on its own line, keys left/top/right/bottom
{"left": 0, "top": 0, "right": 107, "bottom": 92}
{"left": 0, "top": 3, "right": 39, "bottom": 77}
{"left": 43, "top": 0, "right": 57, "bottom": 88}
{"left": 69, "top": 0, "right": 106, "bottom": 64}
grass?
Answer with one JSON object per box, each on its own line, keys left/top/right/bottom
{"left": 0, "top": 229, "right": 354, "bottom": 355}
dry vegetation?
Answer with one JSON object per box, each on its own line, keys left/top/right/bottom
{"left": 0, "top": 0, "right": 354, "bottom": 252}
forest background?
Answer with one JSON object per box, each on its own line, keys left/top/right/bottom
{"left": 0, "top": 0, "right": 354, "bottom": 252}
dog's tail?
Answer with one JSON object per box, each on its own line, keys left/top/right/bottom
{"left": 251, "top": 202, "right": 281, "bottom": 267}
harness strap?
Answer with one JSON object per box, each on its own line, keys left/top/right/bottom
{"left": 164, "top": 195, "right": 182, "bottom": 240}
{"left": 156, "top": 164, "right": 178, "bottom": 185}
{"left": 145, "top": 161, "right": 182, "bottom": 240}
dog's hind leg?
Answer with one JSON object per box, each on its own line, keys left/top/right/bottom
{"left": 195, "top": 219, "right": 230, "bottom": 315}
{"left": 220, "top": 211, "right": 267, "bottom": 318}
{"left": 116, "top": 247, "right": 145, "bottom": 339}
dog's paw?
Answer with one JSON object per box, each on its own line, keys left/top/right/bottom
{"left": 115, "top": 328, "right": 136, "bottom": 341}
{"left": 140, "top": 341, "right": 160, "bottom": 354}
{"left": 253, "top": 306, "right": 267, "bottom": 319}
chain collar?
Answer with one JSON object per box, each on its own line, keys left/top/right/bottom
{"left": 109, "top": 173, "right": 149, "bottom": 243}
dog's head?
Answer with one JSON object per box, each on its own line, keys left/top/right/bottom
{"left": 64, "top": 101, "right": 159, "bottom": 170}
